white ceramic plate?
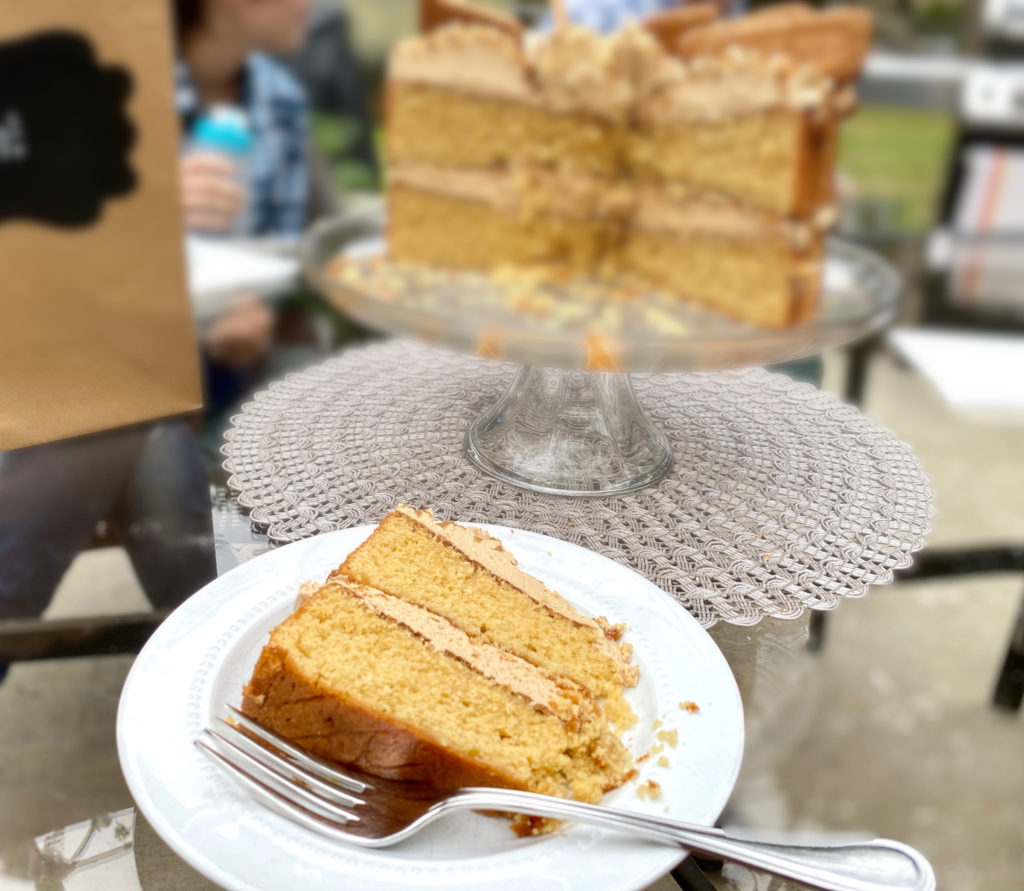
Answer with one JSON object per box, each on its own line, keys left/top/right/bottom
{"left": 117, "top": 525, "right": 743, "bottom": 891}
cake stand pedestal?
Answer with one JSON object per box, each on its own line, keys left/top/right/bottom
{"left": 465, "top": 367, "right": 673, "bottom": 495}
{"left": 303, "top": 207, "right": 901, "bottom": 497}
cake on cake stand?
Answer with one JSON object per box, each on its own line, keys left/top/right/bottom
{"left": 303, "top": 207, "right": 900, "bottom": 497}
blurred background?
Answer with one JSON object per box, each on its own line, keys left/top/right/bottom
{"left": 1, "top": 2, "right": 1022, "bottom": 890}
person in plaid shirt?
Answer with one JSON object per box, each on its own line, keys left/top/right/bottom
{"left": 173, "top": 0, "right": 314, "bottom": 382}
{"left": 173, "top": 0, "right": 310, "bottom": 239}
{"left": 175, "top": 55, "right": 308, "bottom": 237}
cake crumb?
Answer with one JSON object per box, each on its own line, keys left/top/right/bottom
{"left": 656, "top": 728, "right": 679, "bottom": 747}
{"left": 636, "top": 780, "right": 662, "bottom": 800}
{"left": 585, "top": 332, "right": 621, "bottom": 371}
{"left": 679, "top": 700, "right": 701, "bottom": 713}
{"left": 657, "top": 755, "right": 670, "bottom": 768}
{"left": 652, "top": 718, "right": 662, "bottom": 731}
{"left": 650, "top": 742, "right": 664, "bottom": 756}
{"left": 475, "top": 330, "right": 504, "bottom": 360}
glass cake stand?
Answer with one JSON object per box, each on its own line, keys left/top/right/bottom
{"left": 303, "top": 206, "right": 901, "bottom": 496}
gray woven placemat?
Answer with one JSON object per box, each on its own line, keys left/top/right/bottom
{"left": 222, "top": 339, "right": 933, "bottom": 627}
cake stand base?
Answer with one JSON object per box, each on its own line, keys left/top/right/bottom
{"left": 464, "top": 367, "right": 673, "bottom": 496}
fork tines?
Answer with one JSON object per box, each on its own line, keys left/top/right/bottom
{"left": 196, "top": 707, "right": 368, "bottom": 829}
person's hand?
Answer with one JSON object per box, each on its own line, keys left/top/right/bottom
{"left": 203, "top": 297, "right": 274, "bottom": 367}
{"left": 179, "top": 152, "right": 246, "bottom": 233}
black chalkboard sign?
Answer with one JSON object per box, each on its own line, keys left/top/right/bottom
{"left": 0, "top": 30, "right": 136, "bottom": 228}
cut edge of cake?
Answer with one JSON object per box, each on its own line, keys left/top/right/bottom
{"left": 335, "top": 505, "right": 640, "bottom": 698}
{"left": 383, "top": 8, "right": 868, "bottom": 328}
{"left": 241, "top": 559, "right": 637, "bottom": 834}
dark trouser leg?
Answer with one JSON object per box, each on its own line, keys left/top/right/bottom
{"left": 0, "top": 429, "right": 145, "bottom": 620}
{"left": 110, "top": 421, "right": 217, "bottom": 610}
{"left": 993, "top": 589, "right": 1024, "bottom": 710}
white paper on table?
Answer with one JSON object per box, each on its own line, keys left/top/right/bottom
{"left": 949, "top": 146, "right": 1024, "bottom": 308}
{"left": 185, "top": 236, "right": 299, "bottom": 323}
{"left": 888, "top": 327, "right": 1024, "bottom": 420}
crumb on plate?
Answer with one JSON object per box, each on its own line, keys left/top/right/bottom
{"left": 656, "top": 728, "right": 679, "bottom": 747}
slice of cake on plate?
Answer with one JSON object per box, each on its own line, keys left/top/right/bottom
{"left": 241, "top": 507, "right": 638, "bottom": 835}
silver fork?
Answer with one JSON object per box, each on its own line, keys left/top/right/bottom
{"left": 197, "top": 707, "right": 935, "bottom": 891}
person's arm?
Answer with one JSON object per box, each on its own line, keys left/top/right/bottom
{"left": 201, "top": 296, "right": 274, "bottom": 367}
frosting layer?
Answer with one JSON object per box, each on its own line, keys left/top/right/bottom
{"left": 396, "top": 505, "right": 640, "bottom": 686}
{"left": 389, "top": 164, "right": 822, "bottom": 250}
{"left": 390, "top": 23, "right": 533, "bottom": 102}
{"left": 388, "top": 162, "right": 631, "bottom": 222}
{"left": 390, "top": 22, "right": 838, "bottom": 122}
{"left": 325, "top": 577, "right": 594, "bottom": 725}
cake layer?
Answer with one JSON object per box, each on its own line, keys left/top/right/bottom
{"left": 383, "top": 15, "right": 867, "bottom": 326}
{"left": 387, "top": 83, "right": 621, "bottom": 176}
{"left": 388, "top": 76, "right": 829, "bottom": 215}
{"left": 389, "top": 174, "right": 821, "bottom": 326}
{"left": 392, "top": 163, "right": 818, "bottom": 247}
{"left": 336, "top": 576, "right": 597, "bottom": 725}
{"left": 631, "top": 182, "right": 815, "bottom": 246}
{"left": 388, "top": 185, "right": 615, "bottom": 272}
{"left": 389, "top": 22, "right": 842, "bottom": 215}
{"left": 242, "top": 578, "right": 633, "bottom": 804}
{"left": 630, "top": 112, "right": 813, "bottom": 217}
{"left": 617, "top": 229, "right": 819, "bottom": 328}
{"left": 337, "top": 506, "right": 639, "bottom": 727}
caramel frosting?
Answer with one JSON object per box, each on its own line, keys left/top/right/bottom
{"left": 634, "top": 183, "right": 834, "bottom": 252}
{"left": 294, "top": 580, "right": 322, "bottom": 610}
{"left": 637, "top": 46, "right": 837, "bottom": 125}
{"left": 389, "top": 163, "right": 521, "bottom": 213}
{"left": 396, "top": 505, "right": 640, "bottom": 686}
{"left": 390, "top": 21, "right": 842, "bottom": 123}
{"left": 529, "top": 25, "right": 636, "bottom": 122}
{"left": 633, "top": 184, "right": 815, "bottom": 251}
{"left": 388, "top": 162, "right": 633, "bottom": 222}
{"left": 605, "top": 23, "right": 682, "bottom": 105}
{"left": 390, "top": 163, "right": 829, "bottom": 249}
{"left": 389, "top": 23, "right": 532, "bottom": 102}
{"left": 318, "top": 577, "right": 595, "bottom": 726}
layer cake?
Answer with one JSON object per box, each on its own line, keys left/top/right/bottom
{"left": 385, "top": 2, "right": 870, "bottom": 328}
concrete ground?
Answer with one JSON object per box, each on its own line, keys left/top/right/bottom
{"left": 0, "top": 349, "right": 1022, "bottom": 890}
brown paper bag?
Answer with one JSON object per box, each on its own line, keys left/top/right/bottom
{"left": 0, "top": 0, "right": 202, "bottom": 450}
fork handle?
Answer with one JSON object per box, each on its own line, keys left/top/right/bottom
{"left": 447, "top": 789, "right": 935, "bottom": 891}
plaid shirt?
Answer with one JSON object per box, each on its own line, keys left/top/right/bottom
{"left": 175, "top": 53, "right": 308, "bottom": 237}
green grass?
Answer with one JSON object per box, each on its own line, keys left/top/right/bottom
{"left": 838, "top": 105, "right": 956, "bottom": 232}
{"left": 311, "top": 112, "right": 381, "bottom": 193}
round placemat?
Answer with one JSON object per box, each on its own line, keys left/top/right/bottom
{"left": 222, "top": 340, "right": 933, "bottom": 627}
